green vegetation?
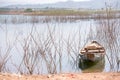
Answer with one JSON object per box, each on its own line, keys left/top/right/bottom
{"left": 27, "top": 9, "right": 120, "bottom": 16}
{"left": 25, "top": 8, "right": 33, "bottom": 12}
{"left": 0, "top": 8, "right": 120, "bottom": 17}
{"left": 31, "top": 9, "right": 93, "bottom": 16}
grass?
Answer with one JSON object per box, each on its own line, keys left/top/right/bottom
{"left": 0, "top": 8, "right": 120, "bottom": 16}
{"left": 28, "top": 9, "right": 120, "bottom": 17}
{"left": 0, "top": 9, "right": 120, "bottom": 24}
{"left": 31, "top": 9, "right": 91, "bottom": 16}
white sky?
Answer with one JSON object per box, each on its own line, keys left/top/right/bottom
{"left": 0, "top": 0, "right": 91, "bottom": 7}
{"left": 0, "top": 0, "right": 91, "bottom": 4}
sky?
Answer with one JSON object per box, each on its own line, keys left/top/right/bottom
{"left": 0, "top": 0, "right": 91, "bottom": 7}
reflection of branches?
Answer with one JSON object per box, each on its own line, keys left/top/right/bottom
{"left": 0, "top": 47, "right": 11, "bottom": 72}
{"left": 95, "top": 7, "right": 120, "bottom": 71}
{"left": 1, "top": 17, "right": 82, "bottom": 74}
{"left": 65, "top": 28, "right": 82, "bottom": 70}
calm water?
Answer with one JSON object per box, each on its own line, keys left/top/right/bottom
{"left": 0, "top": 15, "right": 120, "bottom": 74}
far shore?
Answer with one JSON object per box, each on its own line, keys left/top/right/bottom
{"left": 0, "top": 10, "right": 120, "bottom": 20}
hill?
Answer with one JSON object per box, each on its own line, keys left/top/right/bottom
{"left": 1, "top": 0, "right": 120, "bottom": 9}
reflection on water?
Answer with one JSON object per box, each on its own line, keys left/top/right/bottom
{"left": 0, "top": 15, "right": 92, "bottom": 24}
{"left": 0, "top": 15, "right": 120, "bottom": 74}
{"left": 78, "top": 56, "right": 105, "bottom": 72}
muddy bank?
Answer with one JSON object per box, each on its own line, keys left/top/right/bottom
{"left": 0, "top": 72, "right": 120, "bottom": 80}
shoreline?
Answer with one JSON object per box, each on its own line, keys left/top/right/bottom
{"left": 0, "top": 72, "right": 120, "bottom": 80}
{"left": 0, "top": 11, "right": 120, "bottom": 20}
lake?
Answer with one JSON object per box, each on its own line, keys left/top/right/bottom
{"left": 0, "top": 15, "right": 120, "bottom": 74}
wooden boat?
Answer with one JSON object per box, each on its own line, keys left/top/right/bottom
{"left": 79, "top": 41, "right": 105, "bottom": 72}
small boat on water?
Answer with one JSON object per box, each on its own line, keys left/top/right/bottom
{"left": 79, "top": 41, "right": 105, "bottom": 72}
